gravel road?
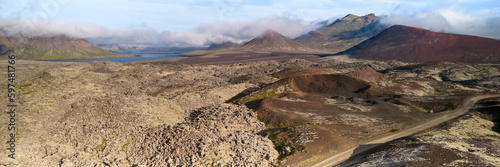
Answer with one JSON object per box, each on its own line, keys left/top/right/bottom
{"left": 311, "top": 94, "right": 500, "bottom": 167}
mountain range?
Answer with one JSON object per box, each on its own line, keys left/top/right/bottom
{"left": 178, "top": 30, "right": 324, "bottom": 64}
{"left": 0, "top": 31, "right": 126, "bottom": 60}
{"left": 206, "top": 41, "right": 242, "bottom": 50}
{"left": 295, "top": 13, "right": 385, "bottom": 53}
{"left": 2, "top": 13, "right": 499, "bottom": 63}
{"left": 237, "top": 30, "right": 320, "bottom": 53}
{"left": 196, "top": 14, "right": 500, "bottom": 64}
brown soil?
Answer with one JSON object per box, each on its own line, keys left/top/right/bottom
{"left": 346, "top": 70, "right": 388, "bottom": 83}
{"left": 234, "top": 73, "right": 437, "bottom": 166}
{"left": 274, "top": 67, "right": 331, "bottom": 79}
{"left": 177, "top": 52, "right": 322, "bottom": 65}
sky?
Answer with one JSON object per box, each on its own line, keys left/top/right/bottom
{"left": 1, "top": 0, "right": 500, "bottom": 46}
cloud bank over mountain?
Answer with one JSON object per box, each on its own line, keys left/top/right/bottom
{"left": 381, "top": 7, "right": 500, "bottom": 39}
{"left": 0, "top": 16, "right": 331, "bottom": 47}
{"left": 1, "top": 7, "right": 499, "bottom": 47}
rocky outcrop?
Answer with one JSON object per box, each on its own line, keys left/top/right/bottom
{"left": 131, "top": 104, "right": 278, "bottom": 166}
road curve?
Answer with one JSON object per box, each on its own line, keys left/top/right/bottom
{"left": 311, "top": 94, "right": 500, "bottom": 167}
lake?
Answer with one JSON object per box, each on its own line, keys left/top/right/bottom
{"left": 48, "top": 50, "right": 199, "bottom": 63}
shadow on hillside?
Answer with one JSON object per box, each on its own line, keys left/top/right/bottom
{"left": 338, "top": 143, "right": 382, "bottom": 167}
{"left": 473, "top": 97, "right": 500, "bottom": 134}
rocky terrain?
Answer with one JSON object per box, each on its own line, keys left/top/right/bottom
{"left": 0, "top": 57, "right": 499, "bottom": 167}
{"left": 226, "top": 59, "right": 500, "bottom": 166}
{"left": 341, "top": 97, "right": 500, "bottom": 167}
{"left": 0, "top": 60, "right": 282, "bottom": 166}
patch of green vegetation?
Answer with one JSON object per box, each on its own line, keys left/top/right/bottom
{"left": 389, "top": 128, "right": 400, "bottom": 132}
{"left": 257, "top": 82, "right": 267, "bottom": 88}
{"left": 294, "top": 121, "right": 305, "bottom": 126}
{"left": 19, "top": 83, "right": 32, "bottom": 91}
{"left": 258, "top": 128, "right": 306, "bottom": 164}
{"left": 392, "top": 78, "right": 403, "bottom": 83}
{"left": 291, "top": 121, "right": 319, "bottom": 126}
{"left": 493, "top": 116, "right": 500, "bottom": 133}
{"left": 120, "top": 141, "right": 130, "bottom": 152}
{"left": 243, "top": 100, "right": 261, "bottom": 110}
{"left": 237, "top": 89, "right": 293, "bottom": 110}
{"left": 269, "top": 74, "right": 280, "bottom": 79}
{"left": 23, "top": 90, "right": 34, "bottom": 95}
{"left": 277, "top": 145, "right": 305, "bottom": 163}
{"left": 97, "top": 138, "right": 108, "bottom": 152}
{"left": 11, "top": 43, "right": 127, "bottom": 60}
{"left": 445, "top": 101, "right": 457, "bottom": 109}
{"left": 273, "top": 135, "right": 305, "bottom": 162}
{"left": 306, "top": 122, "right": 319, "bottom": 126}
{"left": 251, "top": 89, "right": 289, "bottom": 102}
{"left": 403, "top": 137, "right": 420, "bottom": 143}
{"left": 257, "top": 116, "right": 270, "bottom": 126}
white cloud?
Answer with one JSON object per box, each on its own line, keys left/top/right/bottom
{"left": 381, "top": 7, "right": 500, "bottom": 39}
{"left": 0, "top": 16, "right": 329, "bottom": 47}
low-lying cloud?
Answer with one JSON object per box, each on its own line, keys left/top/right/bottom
{"left": 381, "top": 7, "right": 500, "bottom": 39}
{"left": 2, "top": 7, "right": 499, "bottom": 47}
{"left": 0, "top": 16, "right": 331, "bottom": 47}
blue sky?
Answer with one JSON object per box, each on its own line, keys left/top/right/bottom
{"left": 1, "top": 0, "right": 500, "bottom": 46}
{"left": 2, "top": 0, "right": 499, "bottom": 31}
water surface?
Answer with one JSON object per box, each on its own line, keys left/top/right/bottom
{"left": 48, "top": 50, "right": 199, "bottom": 63}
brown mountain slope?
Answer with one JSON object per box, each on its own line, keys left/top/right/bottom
{"left": 238, "top": 30, "right": 319, "bottom": 53}
{"left": 0, "top": 32, "right": 13, "bottom": 55}
{"left": 178, "top": 30, "right": 324, "bottom": 64}
{"left": 345, "top": 25, "right": 500, "bottom": 63}
{"left": 206, "top": 41, "right": 242, "bottom": 50}
{"left": 0, "top": 31, "right": 126, "bottom": 60}
{"left": 295, "top": 13, "right": 386, "bottom": 53}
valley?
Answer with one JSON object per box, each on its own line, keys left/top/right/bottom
{"left": 1, "top": 11, "right": 499, "bottom": 167}
{"left": 1, "top": 56, "right": 498, "bottom": 166}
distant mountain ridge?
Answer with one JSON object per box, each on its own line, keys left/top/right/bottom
{"left": 295, "top": 13, "right": 386, "bottom": 53}
{"left": 206, "top": 41, "right": 242, "bottom": 50}
{"left": 344, "top": 25, "right": 500, "bottom": 63}
{"left": 178, "top": 30, "right": 324, "bottom": 64}
{"left": 237, "top": 30, "right": 319, "bottom": 53}
{"left": 0, "top": 31, "right": 126, "bottom": 60}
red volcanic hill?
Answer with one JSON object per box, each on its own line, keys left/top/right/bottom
{"left": 238, "top": 29, "right": 319, "bottom": 53}
{"left": 345, "top": 25, "right": 500, "bottom": 63}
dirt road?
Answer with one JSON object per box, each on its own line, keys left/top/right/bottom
{"left": 311, "top": 94, "right": 500, "bottom": 167}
